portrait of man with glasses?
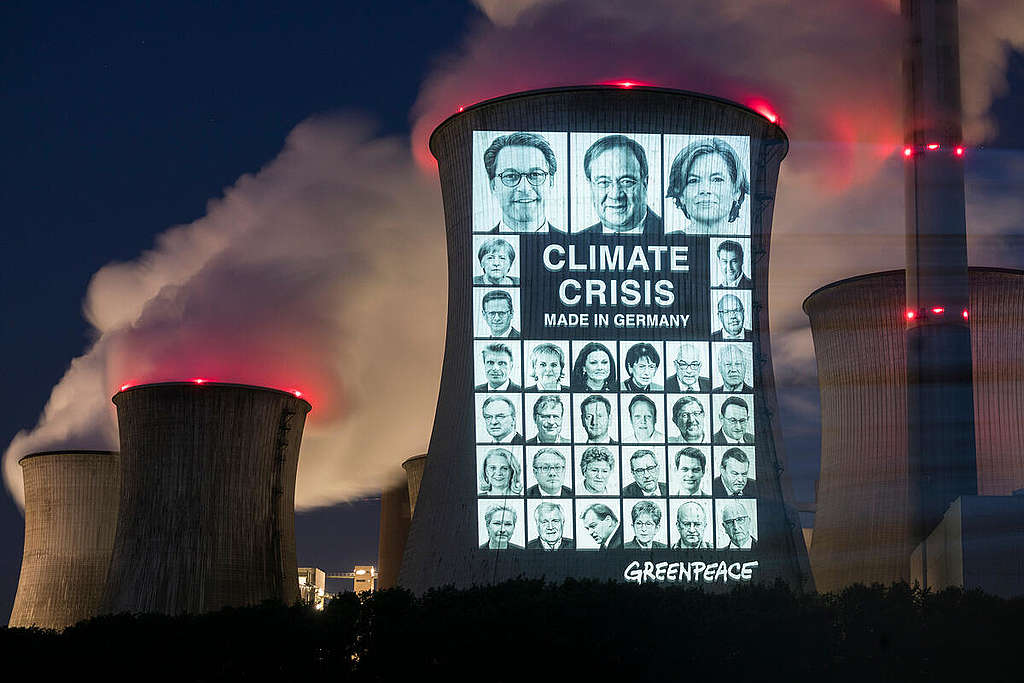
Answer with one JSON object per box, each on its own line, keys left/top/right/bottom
{"left": 718, "top": 499, "right": 757, "bottom": 550}
{"left": 665, "top": 342, "right": 711, "bottom": 393}
{"left": 621, "top": 448, "right": 667, "bottom": 496}
{"left": 475, "top": 289, "right": 520, "bottom": 339}
{"left": 710, "top": 291, "right": 752, "bottom": 342}
{"left": 526, "top": 447, "right": 573, "bottom": 497}
{"left": 713, "top": 343, "right": 753, "bottom": 394}
{"left": 480, "top": 132, "right": 563, "bottom": 233}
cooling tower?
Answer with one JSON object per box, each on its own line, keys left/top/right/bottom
{"left": 8, "top": 450, "right": 119, "bottom": 629}
{"left": 102, "top": 382, "right": 310, "bottom": 615}
{"left": 400, "top": 86, "right": 811, "bottom": 591}
{"left": 804, "top": 268, "right": 1024, "bottom": 591}
{"left": 402, "top": 454, "right": 427, "bottom": 515}
{"left": 377, "top": 482, "right": 411, "bottom": 590}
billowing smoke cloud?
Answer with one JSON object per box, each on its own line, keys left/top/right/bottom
{"left": 4, "top": 117, "right": 446, "bottom": 509}
{"left": 6, "top": 0, "right": 1023, "bottom": 510}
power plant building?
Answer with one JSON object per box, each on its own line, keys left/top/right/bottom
{"left": 8, "top": 450, "right": 119, "bottom": 629}
{"left": 400, "top": 86, "right": 811, "bottom": 591}
{"left": 102, "top": 382, "right": 310, "bottom": 615}
{"left": 804, "top": 268, "right": 1024, "bottom": 591}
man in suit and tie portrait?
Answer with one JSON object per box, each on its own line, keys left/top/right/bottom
{"left": 665, "top": 343, "right": 711, "bottom": 392}
{"left": 526, "top": 502, "right": 575, "bottom": 550}
{"left": 482, "top": 132, "right": 563, "bottom": 233}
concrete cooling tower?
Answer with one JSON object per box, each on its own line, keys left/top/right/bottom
{"left": 400, "top": 86, "right": 811, "bottom": 591}
{"left": 101, "top": 382, "right": 310, "bottom": 615}
{"left": 8, "top": 450, "right": 119, "bottom": 629}
{"left": 804, "top": 268, "right": 1024, "bottom": 591}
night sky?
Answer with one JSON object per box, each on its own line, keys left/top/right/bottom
{"left": 2, "top": 1, "right": 1021, "bottom": 619}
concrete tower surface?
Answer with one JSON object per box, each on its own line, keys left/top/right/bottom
{"left": 902, "top": 0, "right": 977, "bottom": 546}
{"left": 102, "top": 382, "right": 310, "bottom": 615}
{"left": 400, "top": 86, "right": 810, "bottom": 592}
{"left": 804, "top": 268, "right": 1024, "bottom": 591}
{"left": 9, "top": 450, "right": 119, "bottom": 629}
{"left": 377, "top": 482, "right": 411, "bottom": 590}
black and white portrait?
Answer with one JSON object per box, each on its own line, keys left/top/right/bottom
{"left": 526, "top": 499, "right": 575, "bottom": 550}
{"left": 620, "top": 393, "right": 666, "bottom": 444}
{"left": 663, "top": 134, "right": 750, "bottom": 235}
{"left": 523, "top": 340, "right": 571, "bottom": 392}
{"left": 476, "top": 446, "right": 525, "bottom": 497}
{"left": 474, "top": 340, "right": 522, "bottom": 392}
{"left": 524, "top": 393, "right": 572, "bottom": 444}
{"left": 525, "top": 446, "right": 573, "bottom": 497}
{"left": 622, "top": 499, "right": 669, "bottom": 549}
{"left": 576, "top": 500, "right": 623, "bottom": 550}
{"left": 710, "top": 237, "right": 752, "bottom": 289}
{"left": 475, "top": 393, "right": 524, "bottom": 445}
{"left": 478, "top": 499, "right": 526, "bottom": 550}
{"left": 710, "top": 290, "right": 753, "bottom": 342}
{"left": 573, "top": 393, "right": 619, "bottom": 444}
{"left": 669, "top": 445, "right": 712, "bottom": 496}
{"left": 711, "top": 342, "right": 754, "bottom": 394}
{"left": 574, "top": 445, "right": 620, "bottom": 496}
{"left": 472, "top": 235, "right": 521, "bottom": 286}
{"left": 570, "top": 340, "right": 618, "bottom": 392}
{"left": 472, "top": 131, "right": 568, "bottom": 234}
{"left": 716, "top": 498, "right": 758, "bottom": 550}
{"left": 669, "top": 498, "right": 714, "bottom": 549}
{"left": 667, "top": 394, "right": 711, "bottom": 444}
{"left": 570, "top": 133, "right": 662, "bottom": 235}
{"left": 621, "top": 446, "right": 668, "bottom": 497}
{"left": 713, "top": 446, "right": 757, "bottom": 498}
{"left": 664, "top": 341, "right": 711, "bottom": 393}
{"left": 620, "top": 341, "right": 665, "bottom": 392}
{"left": 473, "top": 287, "right": 521, "bottom": 339}
{"left": 711, "top": 394, "right": 755, "bottom": 445}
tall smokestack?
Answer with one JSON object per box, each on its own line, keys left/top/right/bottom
{"left": 8, "top": 450, "right": 119, "bottom": 629}
{"left": 902, "top": 0, "right": 977, "bottom": 552}
{"left": 102, "top": 382, "right": 310, "bottom": 615}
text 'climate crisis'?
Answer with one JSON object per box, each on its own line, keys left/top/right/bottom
{"left": 543, "top": 244, "right": 689, "bottom": 307}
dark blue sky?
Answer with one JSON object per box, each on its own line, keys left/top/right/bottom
{"left": 0, "top": 0, "right": 481, "bottom": 619}
{"left": 2, "top": 2, "right": 1021, "bottom": 619}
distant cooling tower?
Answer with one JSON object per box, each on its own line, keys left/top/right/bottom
{"left": 377, "top": 482, "right": 411, "bottom": 590}
{"left": 102, "top": 382, "right": 310, "bottom": 615}
{"left": 804, "top": 268, "right": 1024, "bottom": 591}
{"left": 9, "top": 450, "right": 119, "bottom": 629}
{"left": 402, "top": 454, "right": 427, "bottom": 515}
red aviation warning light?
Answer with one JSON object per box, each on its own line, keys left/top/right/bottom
{"left": 931, "top": 306, "right": 945, "bottom": 315}
{"left": 962, "top": 309, "right": 969, "bottom": 320}
{"left": 955, "top": 146, "right": 965, "bottom": 157}
{"left": 904, "top": 146, "right": 914, "bottom": 158}
{"left": 926, "top": 143, "right": 940, "bottom": 150}
{"left": 905, "top": 309, "right": 916, "bottom": 320}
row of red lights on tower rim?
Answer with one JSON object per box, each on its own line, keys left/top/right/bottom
{"left": 117, "top": 379, "right": 304, "bottom": 399}
{"left": 903, "top": 143, "right": 966, "bottom": 158}
{"left": 905, "top": 307, "right": 969, "bottom": 321}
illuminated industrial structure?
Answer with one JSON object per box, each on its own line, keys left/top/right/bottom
{"left": 804, "top": 268, "right": 1024, "bottom": 590}
{"left": 8, "top": 450, "right": 119, "bottom": 629}
{"left": 101, "top": 382, "right": 310, "bottom": 615}
{"left": 400, "top": 86, "right": 810, "bottom": 591}
{"left": 298, "top": 567, "right": 327, "bottom": 609}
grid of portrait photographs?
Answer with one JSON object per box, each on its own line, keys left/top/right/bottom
{"left": 472, "top": 130, "right": 757, "bottom": 553}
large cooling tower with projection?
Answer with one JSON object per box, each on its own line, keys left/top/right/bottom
{"left": 8, "top": 450, "right": 119, "bottom": 629}
{"left": 399, "top": 86, "right": 811, "bottom": 591}
{"left": 101, "top": 382, "right": 310, "bottom": 615}
{"left": 804, "top": 268, "right": 1024, "bottom": 591}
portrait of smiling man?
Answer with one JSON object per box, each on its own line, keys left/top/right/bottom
{"left": 576, "top": 134, "right": 662, "bottom": 235}
{"left": 481, "top": 132, "right": 563, "bottom": 233}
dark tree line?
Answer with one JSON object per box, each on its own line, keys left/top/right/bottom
{"left": 1, "top": 581, "right": 1020, "bottom": 681}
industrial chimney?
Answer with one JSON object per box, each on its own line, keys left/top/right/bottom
{"left": 101, "top": 382, "right": 310, "bottom": 615}
{"left": 9, "top": 450, "right": 119, "bottom": 629}
{"left": 902, "top": 0, "right": 977, "bottom": 556}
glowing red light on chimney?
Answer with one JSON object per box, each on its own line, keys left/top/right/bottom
{"left": 457, "top": 106, "right": 464, "bottom": 113}
{"left": 192, "top": 378, "right": 207, "bottom": 385}
{"left": 926, "top": 143, "right": 940, "bottom": 150}
{"left": 931, "top": 306, "right": 945, "bottom": 315}
{"left": 617, "top": 81, "right": 635, "bottom": 88}
{"left": 962, "top": 309, "right": 969, "bottom": 320}
{"left": 903, "top": 146, "right": 913, "bottom": 158}
{"left": 293, "top": 390, "right": 303, "bottom": 398}
{"left": 905, "top": 310, "right": 916, "bottom": 320}
{"left": 955, "top": 146, "right": 965, "bottom": 157}
{"left": 120, "top": 383, "right": 131, "bottom": 391}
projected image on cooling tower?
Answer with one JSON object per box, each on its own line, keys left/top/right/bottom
{"left": 471, "top": 129, "right": 757, "bottom": 557}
